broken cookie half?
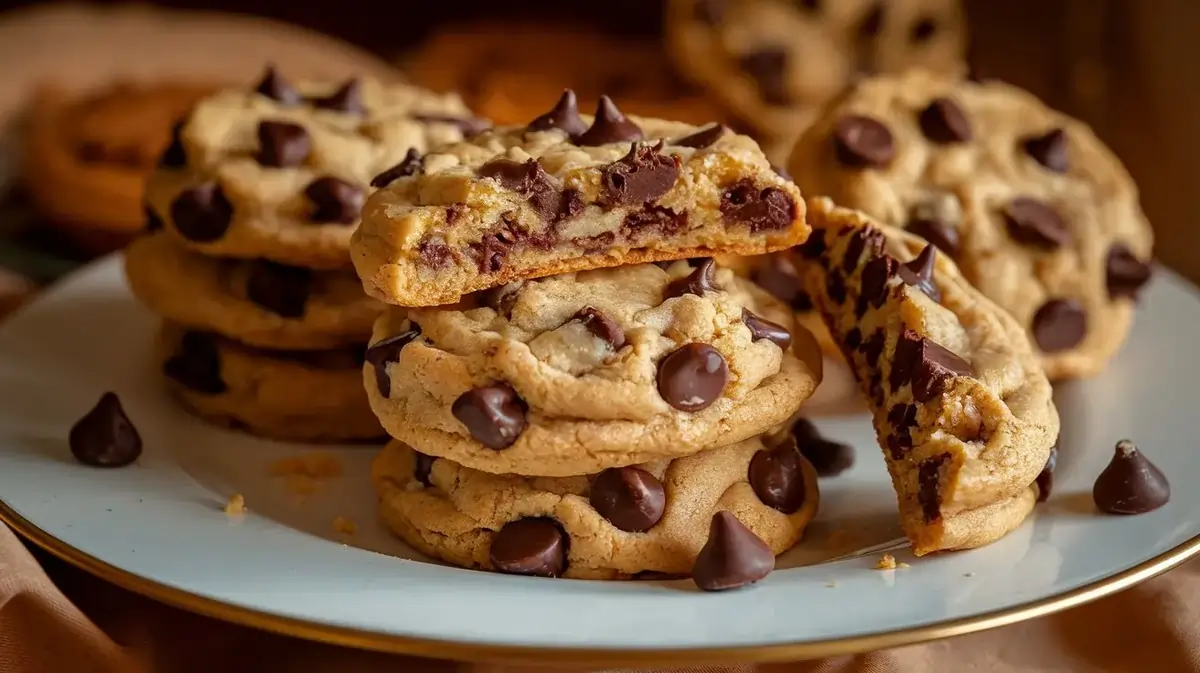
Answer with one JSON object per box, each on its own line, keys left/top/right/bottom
{"left": 351, "top": 90, "right": 808, "bottom": 307}
{"left": 797, "top": 197, "right": 1059, "bottom": 555}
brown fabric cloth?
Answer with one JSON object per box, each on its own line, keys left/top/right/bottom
{"left": 1, "top": 524, "right": 1198, "bottom": 672}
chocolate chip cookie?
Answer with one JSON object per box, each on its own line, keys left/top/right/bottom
{"left": 126, "top": 232, "right": 382, "bottom": 350}
{"left": 797, "top": 198, "right": 1058, "bottom": 555}
{"left": 364, "top": 260, "right": 822, "bottom": 476}
{"left": 788, "top": 71, "right": 1154, "bottom": 379}
{"left": 351, "top": 91, "right": 807, "bottom": 307}
{"left": 157, "top": 322, "right": 383, "bottom": 442}
{"left": 144, "top": 67, "right": 481, "bottom": 269}
{"left": 665, "top": 0, "right": 966, "bottom": 161}
{"left": 371, "top": 434, "right": 818, "bottom": 579}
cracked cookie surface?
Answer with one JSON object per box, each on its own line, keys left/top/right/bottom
{"left": 372, "top": 436, "right": 818, "bottom": 579}
{"left": 351, "top": 91, "right": 807, "bottom": 306}
{"left": 788, "top": 71, "right": 1154, "bottom": 379}
{"left": 364, "top": 260, "right": 822, "bottom": 476}
{"left": 144, "top": 68, "right": 478, "bottom": 269}
{"left": 798, "top": 198, "right": 1057, "bottom": 555}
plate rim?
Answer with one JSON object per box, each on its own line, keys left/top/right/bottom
{"left": 4, "top": 500, "right": 1198, "bottom": 666}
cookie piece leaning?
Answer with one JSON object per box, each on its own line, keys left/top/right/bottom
{"left": 788, "top": 70, "right": 1154, "bottom": 379}
{"left": 372, "top": 435, "right": 818, "bottom": 580}
{"left": 126, "top": 233, "right": 382, "bottom": 350}
{"left": 351, "top": 91, "right": 808, "bottom": 307}
{"left": 146, "top": 67, "right": 481, "bottom": 269}
{"left": 157, "top": 322, "right": 384, "bottom": 443}
{"left": 798, "top": 198, "right": 1058, "bottom": 555}
{"left": 364, "top": 260, "right": 823, "bottom": 476}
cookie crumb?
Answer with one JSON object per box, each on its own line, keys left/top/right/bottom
{"left": 963, "top": 572, "right": 975, "bottom": 578}
{"left": 333, "top": 516, "right": 357, "bottom": 536}
{"left": 223, "top": 493, "right": 246, "bottom": 516}
{"left": 875, "top": 553, "right": 897, "bottom": 570}
{"left": 270, "top": 452, "right": 344, "bottom": 498}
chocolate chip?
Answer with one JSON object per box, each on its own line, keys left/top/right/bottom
{"left": 748, "top": 436, "right": 808, "bottom": 512}
{"left": 657, "top": 343, "right": 728, "bottom": 412}
{"left": 842, "top": 226, "right": 880, "bottom": 273}
{"left": 752, "top": 256, "right": 810, "bottom": 310}
{"left": 720, "top": 179, "right": 796, "bottom": 233}
{"left": 254, "top": 65, "right": 301, "bottom": 106}
{"left": 576, "top": 96, "right": 644, "bottom": 146}
{"left": 738, "top": 48, "right": 790, "bottom": 105}
{"left": 144, "top": 204, "right": 163, "bottom": 233}
{"left": 862, "top": 330, "right": 885, "bottom": 367}
{"left": 885, "top": 403, "right": 918, "bottom": 460}
{"left": 418, "top": 239, "right": 453, "bottom": 268}
{"left": 911, "top": 16, "right": 938, "bottom": 43}
{"left": 1004, "top": 198, "right": 1069, "bottom": 249}
{"left": 163, "top": 331, "right": 226, "bottom": 394}
{"left": 304, "top": 177, "right": 363, "bottom": 224}
{"left": 589, "top": 467, "right": 666, "bottom": 532}
{"left": 1032, "top": 299, "right": 1087, "bottom": 353}
{"left": 693, "top": 0, "right": 725, "bottom": 24}
{"left": 313, "top": 78, "right": 364, "bottom": 114}
{"left": 692, "top": 511, "right": 774, "bottom": 591}
{"left": 906, "top": 209, "right": 960, "bottom": 257}
{"left": 256, "top": 121, "right": 310, "bottom": 168}
{"left": 1022, "top": 128, "right": 1068, "bottom": 173}
{"left": 918, "top": 453, "right": 950, "bottom": 522}
{"left": 1036, "top": 444, "right": 1057, "bottom": 503}
{"left": 68, "top": 392, "right": 142, "bottom": 468}
{"left": 412, "top": 113, "right": 491, "bottom": 137}
{"left": 478, "top": 158, "right": 563, "bottom": 220}
{"left": 623, "top": 206, "right": 689, "bottom": 238}
{"left": 489, "top": 518, "right": 568, "bottom": 577}
{"left": 1106, "top": 244, "right": 1153, "bottom": 300}
{"left": 170, "top": 182, "right": 233, "bottom": 242}
{"left": 832, "top": 115, "right": 894, "bottom": 168}
{"left": 573, "top": 306, "right": 626, "bottom": 350}
{"left": 158, "top": 119, "right": 188, "bottom": 168}
{"left": 792, "top": 418, "right": 855, "bottom": 477}
{"left": 742, "top": 308, "right": 791, "bottom": 350}
{"left": 1093, "top": 440, "right": 1170, "bottom": 514}
{"left": 918, "top": 98, "right": 972, "bottom": 144}
{"left": 664, "top": 258, "right": 718, "bottom": 299}
{"left": 413, "top": 451, "right": 436, "bottom": 487}
{"left": 896, "top": 244, "right": 940, "bottom": 302}
{"left": 599, "top": 142, "right": 679, "bottom": 207}
{"left": 365, "top": 326, "right": 421, "bottom": 398}
{"left": 452, "top": 384, "right": 527, "bottom": 449}
{"left": 527, "top": 89, "right": 588, "bottom": 137}
{"left": 892, "top": 331, "right": 973, "bottom": 402}
{"left": 826, "top": 269, "right": 847, "bottom": 304}
{"left": 245, "top": 260, "right": 312, "bottom": 318}
{"left": 674, "top": 124, "right": 727, "bottom": 149}
{"left": 371, "top": 148, "right": 423, "bottom": 188}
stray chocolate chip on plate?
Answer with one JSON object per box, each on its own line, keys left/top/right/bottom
{"left": 69, "top": 392, "right": 142, "bottom": 467}
{"left": 1093, "top": 440, "right": 1170, "bottom": 515}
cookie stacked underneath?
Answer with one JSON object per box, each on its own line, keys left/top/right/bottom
{"left": 126, "top": 67, "right": 482, "bottom": 442}
{"left": 353, "top": 92, "right": 826, "bottom": 583}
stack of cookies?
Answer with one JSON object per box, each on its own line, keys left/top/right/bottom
{"left": 125, "top": 67, "right": 485, "bottom": 443}
{"left": 352, "top": 91, "right": 827, "bottom": 585}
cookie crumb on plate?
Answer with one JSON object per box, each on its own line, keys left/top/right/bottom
{"left": 875, "top": 553, "right": 897, "bottom": 570}
{"left": 223, "top": 493, "right": 246, "bottom": 515}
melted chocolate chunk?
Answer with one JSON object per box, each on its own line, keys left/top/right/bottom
{"left": 451, "top": 383, "right": 527, "bottom": 449}
{"left": 68, "top": 392, "right": 142, "bottom": 468}
{"left": 885, "top": 403, "right": 919, "bottom": 460}
{"left": 365, "top": 326, "right": 421, "bottom": 398}
{"left": 489, "top": 518, "right": 568, "bottom": 577}
{"left": 692, "top": 511, "right": 775, "bottom": 591}
{"left": 674, "top": 123, "right": 728, "bottom": 149}
{"left": 599, "top": 143, "right": 680, "bottom": 207}
{"left": 254, "top": 65, "right": 301, "bottom": 105}
{"left": 1093, "top": 440, "right": 1170, "bottom": 515}
{"left": 792, "top": 418, "right": 855, "bottom": 477}
{"left": 574, "top": 306, "right": 626, "bottom": 350}
{"left": 371, "top": 148, "right": 424, "bottom": 188}
{"left": 418, "top": 239, "right": 454, "bottom": 268}
{"left": 256, "top": 121, "right": 311, "bottom": 168}
{"left": 918, "top": 453, "right": 950, "bottom": 522}
{"left": 623, "top": 206, "right": 688, "bottom": 238}
{"left": 576, "top": 96, "right": 644, "bottom": 146}
{"left": 896, "top": 245, "right": 940, "bottom": 302}
{"left": 842, "top": 226, "right": 884, "bottom": 273}
{"left": 891, "top": 330, "right": 973, "bottom": 401}
{"left": 1106, "top": 244, "right": 1153, "bottom": 300}
{"left": 752, "top": 255, "right": 811, "bottom": 310}
{"left": 411, "top": 113, "right": 491, "bottom": 137}
{"left": 741, "top": 308, "right": 792, "bottom": 350}
{"left": 312, "top": 78, "right": 364, "bottom": 114}
{"left": 657, "top": 343, "right": 729, "bottom": 411}
{"left": 664, "top": 258, "right": 718, "bottom": 299}
{"left": 158, "top": 119, "right": 188, "bottom": 168}
{"left": 304, "top": 177, "right": 363, "bottom": 224}
{"left": 738, "top": 48, "right": 790, "bottom": 105}
{"left": 170, "top": 182, "right": 233, "bottom": 242}
{"left": 1032, "top": 299, "right": 1087, "bottom": 353}
{"left": 918, "top": 98, "right": 972, "bottom": 144}
{"left": 1022, "top": 128, "right": 1069, "bottom": 173}
{"left": 478, "top": 158, "right": 565, "bottom": 222}
{"left": 526, "top": 89, "right": 587, "bottom": 137}
{"left": 163, "top": 331, "right": 226, "bottom": 394}
{"left": 1036, "top": 444, "right": 1057, "bottom": 503}
{"left": 720, "top": 180, "right": 796, "bottom": 233}
{"left": 1004, "top": 198, "right": 1069, "bottom": 249}
{"left": 589, "top": 467, "right": 666, "bottom": 532}
{"left": 833, "top": 115, "right": 894, "bottom": 168}
{"left": 245, "top": 260, "right": 312, "bottom": 318}
{"left": 749, "top": 436, "right": 808, "bottom": 512}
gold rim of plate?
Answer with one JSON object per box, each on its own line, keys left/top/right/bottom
{"left": 2, "top": 499, "right": 1197, "bottom": 666}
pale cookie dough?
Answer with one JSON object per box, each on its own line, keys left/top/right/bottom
{"left": 371, "top": 435, "right": 819, "bottom": 579}
{"left": 145, "top": 66, "right": 480, "bottom": 269}
{"left": 126, "top": 232, "right": 381, "bottom": 350}
{"left": 665, "top": 0, "right": 965, "bottom": 161}
{"left": 351, "top": 90, "right": 807, "bottom": 307}
{"left": 156, "top": 321, "right": 383, "bottom": 442}
{"left": 364, "top": 260, "right": 823, "bottom": 476}
{"left": 797, "top": 198, "right": 1058, "bottom": 555}
{"left": 788, "top": 70, "right": 1154, "bottom": 379}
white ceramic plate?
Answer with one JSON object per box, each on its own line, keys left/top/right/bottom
{"left": 1, "top": 256, "right": 1198, "bottom": 666}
